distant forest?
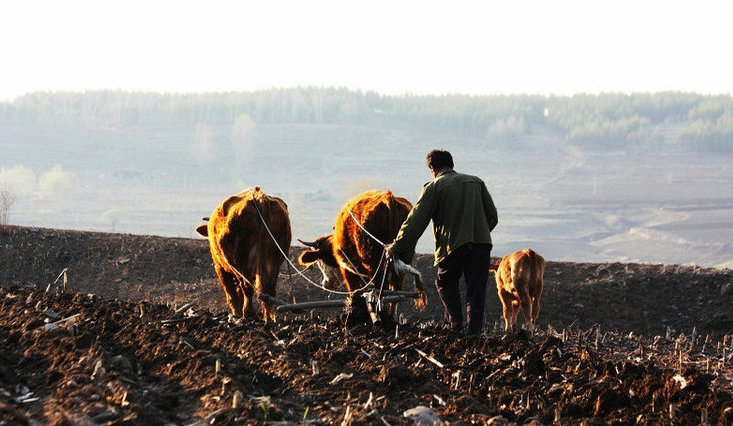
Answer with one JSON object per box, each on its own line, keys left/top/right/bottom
{"left": 2, "top": 88, "right": 732, "bottom": 152}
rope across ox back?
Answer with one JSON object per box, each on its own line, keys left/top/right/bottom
{"left": 257, "top": 194, "right": 415, "bottom": 295}
{"left": 345, "top": 204, "right": 386, "bottom": 246}
{"left": 344, "top": 204, "right": 391, "bottom": 303}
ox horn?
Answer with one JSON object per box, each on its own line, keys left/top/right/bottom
{"left": 297, "top": 238, "right": 318, "bottom": 247}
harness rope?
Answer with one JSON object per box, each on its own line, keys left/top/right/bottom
{"left": 247, "top": 193, "right": 424, "bottom": 325}
{"left": 345, "top": 205, "right": 386, "bottom": 247}
{"left": 345, "top": 204, "right": 395, "bottom": 307}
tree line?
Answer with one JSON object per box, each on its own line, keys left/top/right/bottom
{"left": 2, "top": 88, "right": 732, "bottom": 152}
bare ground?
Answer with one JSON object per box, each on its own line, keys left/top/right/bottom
{"left": 1, "top": 225, "right": 732, "bottom": 425}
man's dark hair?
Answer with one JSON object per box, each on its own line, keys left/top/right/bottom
{"left": 426, "top": 149, "right": 454, "bottom": 170}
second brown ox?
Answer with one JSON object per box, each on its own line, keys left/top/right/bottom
{"left": 196, "top": 187, "right": 291, "bottom": 320}
{"left": 298, "top": 190, "right": 427, "bottom": 318}
{"left": 489, "top": 248, "right": 546, "bottom": 331}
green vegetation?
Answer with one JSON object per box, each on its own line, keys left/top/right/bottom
{"left": 2, "top": 88, "right": 733, "bottom": 152}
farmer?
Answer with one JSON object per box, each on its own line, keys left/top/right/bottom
{"left": 386, "top": 149, "right": 498, "bottom": 336}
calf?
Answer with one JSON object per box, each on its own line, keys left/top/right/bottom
{"left": 489, "top": 248, "right": 545, "bottom": 332}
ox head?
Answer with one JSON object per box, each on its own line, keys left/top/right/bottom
{"left": 297, "top": 236, "right": 343, "bottom": 291}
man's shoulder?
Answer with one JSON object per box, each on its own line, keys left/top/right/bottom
{"left": 434, "top": 170, "right": 486, "bottom": 188}
{"left": 452, "top": 171, "right": 485, "bottom": 184}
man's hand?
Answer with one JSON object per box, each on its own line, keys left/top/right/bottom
{"left": 384, "top": 246, "right": 395, "bottom": 261}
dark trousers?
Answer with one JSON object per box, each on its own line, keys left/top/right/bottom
{"left": 435, "top": 243, "right": 492, "bottom": 335}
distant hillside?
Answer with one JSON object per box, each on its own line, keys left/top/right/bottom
{"left": 3, "top": 89, "right": 733, "bottom": 153}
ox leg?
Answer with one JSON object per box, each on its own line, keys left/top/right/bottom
{"left": 259, "top": 257, "right": 285, "bottom": 322}
{"left": 531, "top": 279, "right": 543, "bottom": 326}
{"left": 497, "top": 274, "right": 516, "bottom": 332}
{"left": 510, "top": 301, "right": 521, "bottom": 332}
{"left": 215, "top": 266, "right": 244, "bottom": 317}
{"left": 385, "top": 273, "right": 398, "bottom": 320}
{"left": 259, "top": 279, "right": 276, "bottom": 322}
{"left": 518, "top": 291, "right": 534, "bottom": 331}
{"left": 261, "top": 300, "right": 274, "bottom": 322}
{"left": 342, "top": 272, "right": 372, "bottom": 325}
{"left": 241, "top": 282, "right": 255, "bottom": 318}
{"left": 531, "top": 297, "right": 541, "bottom": 326}
{"left": 497, "top": 287, "right": 514, "bottom": 332}
{"left": 384, "top": 269, "right": 406, "bottom": 321}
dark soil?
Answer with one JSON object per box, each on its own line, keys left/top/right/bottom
{"left": 1, "top": 225, "right": 732, "bottom": 425}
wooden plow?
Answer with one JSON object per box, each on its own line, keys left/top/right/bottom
{"left": 259, "top": 289, "right": 421, "bottom": 323}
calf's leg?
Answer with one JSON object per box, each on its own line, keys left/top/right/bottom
{"left": 216, "top": 266, "right": 244, "bottom": 317}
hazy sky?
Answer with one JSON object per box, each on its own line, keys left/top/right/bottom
{"left": 2, "top": 1, "right": 731, "bottom": 101}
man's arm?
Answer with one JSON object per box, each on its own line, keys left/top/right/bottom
{"left": 388, "top": 184, "right": 435, "bottom": 257}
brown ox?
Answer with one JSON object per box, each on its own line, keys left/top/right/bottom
{"left": 196, "top": 186, "right": 291, "bottom": 320}
{"left": 297, "top": 190, "right": 427, "bottom": 318}
{"left": 489, "top": 248, "right": 545, "bottom": 332}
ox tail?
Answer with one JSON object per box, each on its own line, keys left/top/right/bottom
{"left": 212, "top": 237, "right": 255, "bottom": 293}
{"left": 251, "top": 192, "right": 272, "bottom": 300}
{"left": 525, "top": 248, "right": 546, "bottom": 283}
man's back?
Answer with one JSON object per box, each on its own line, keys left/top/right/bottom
{"left": 429, "top": 169, "right": 497, "bottom": 262}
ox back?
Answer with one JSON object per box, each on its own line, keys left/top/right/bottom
{"left": 490, "top": 248, "right": 546, "bottom": 332}
{"left": 196, "top": 186, "right": 291, "bottom": 320}
{"left": 333, "top": 189, "right": 414, "bottom": 286}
